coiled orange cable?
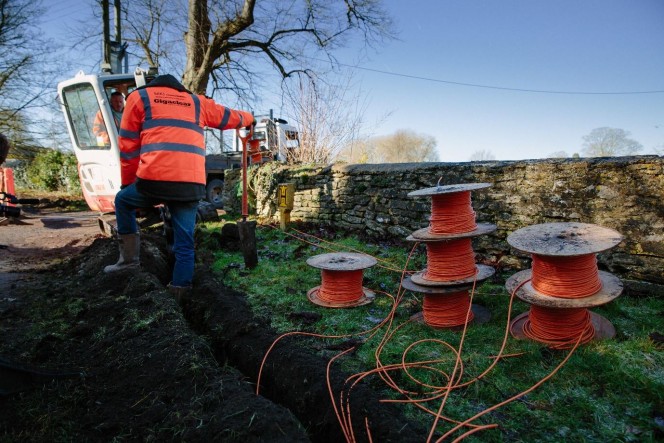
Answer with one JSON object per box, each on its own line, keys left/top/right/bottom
{"left": 423, "top": 239, "right": 477, "bottom": 282}
{"left": 531, "top": 253, "right": 603, "bottom": 298}
{"left": 256, "top": 225, "right": 587, "bottom": 442}
{"left": 317, "top": 269, "right": 365, "bottom": 304}
{"left": 429, "top": 191, "right": 477, "bottom": 234}
{"left": 522, "top": 305, "right": 595, "bottom": 350}
{"left": 422, "top": 291, "right": 474, "bottom": 328}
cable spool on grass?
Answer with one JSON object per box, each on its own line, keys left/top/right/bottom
{"left": 402, "top": 276, "right": 492, "bottom": 329}
{"left": 306, "top": 252, "right": 377, "bottom": 308}
{"left": 505, "top": 222, "right": 624, "bottom": 349}
{"left": 405, "top": 182, "right": 497, "bottom": 328}
{"left": 408, "top": 182, "right": 493, "bottom": 237}
{"left": 407, "top": 182, "right": 496, "bottom": 287}
{"left": 407, "top": 233, "right": 496, "bottom": 287}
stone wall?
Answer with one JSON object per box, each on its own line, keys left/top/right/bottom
{"left": 224, "top": 156, "right": 664, "bottom": 285}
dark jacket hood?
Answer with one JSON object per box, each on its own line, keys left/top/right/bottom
{"left": 144, "top": 74, "right": 190, "bottom": 93}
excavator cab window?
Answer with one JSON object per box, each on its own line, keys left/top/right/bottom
{"left": 252, "top": 130, "right": 267, "bottom": 141}
{"left": 102, "top": 80, "right": 135, "bottom": 99}
{"left": 62, "top": 83, "right": 110, "bottom": 151}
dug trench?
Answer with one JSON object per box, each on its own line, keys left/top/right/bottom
{"left": 0, "top": 229, "right": 428, "bottom": 442}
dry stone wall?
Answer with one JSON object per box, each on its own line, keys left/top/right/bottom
{"left": 224, "top": 156, "right": 664, "bottom": 285}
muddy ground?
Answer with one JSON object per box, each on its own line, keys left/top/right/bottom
{"left": 0, "top": 201, "right": 427, "bottom": 442}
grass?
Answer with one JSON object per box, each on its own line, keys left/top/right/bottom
{"left": 197, "top": 219, "right": 664, "bottom": 442}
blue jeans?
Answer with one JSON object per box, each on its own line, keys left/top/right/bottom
{"left": 115, "top": 183, "right": 198, "bottom": 287}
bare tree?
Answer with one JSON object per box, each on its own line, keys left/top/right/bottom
{"left": 338, "top": 137, "right": 372, "bottom": 163}
{"left": 342, "top": 129, "right": 438, "bottom": 163}
{"left": 469, "top": 149, "right": 496, "bottom": 161}
{"left": 581, "top": 127, "right": 643, "bottom": 157}
{"left": 0, "top": 0, "right": 63, "bottom": 149}
{"left": 119, "top": 0, "right": 395, "bottom": 100}
{"left": 119, "top": 0, "right": 182, "bottom": 73}
{"left": 281, "top": 70, "right": 368, "bottom": 164}
{"left": 547, "top": 151, "right": 569, "bottom": 159}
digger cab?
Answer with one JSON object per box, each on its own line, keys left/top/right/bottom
{"left": 57, "top": 70, "right": 151, "bottom": 212}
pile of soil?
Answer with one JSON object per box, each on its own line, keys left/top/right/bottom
{"left": 0, "top": 204, "right": 426, "bottom": 442}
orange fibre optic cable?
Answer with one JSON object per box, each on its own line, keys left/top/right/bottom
{"left": 422, "top": 291, "right": 474, "bottom": 328}
{"left": 429, "top": 191, "right": 477, "bottom": 234}
{"left": 531, "top": 253, "right": 603, "bottom": 298}
{"left": 317, "top": 269, "right": 365, "bottom": 304}
{"left": 423, "top": 239, "right": 477, "bottom": 282}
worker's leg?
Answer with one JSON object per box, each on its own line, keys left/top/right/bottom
{"left": 105, "top": 184, "right": 157, "bottom": 273}
{"left": 167, "top": 201, "right": 198, "bottom": 288}
{"left": 114, "top": 183, "right": 156, "bottom": 234}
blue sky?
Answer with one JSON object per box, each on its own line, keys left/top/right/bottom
{"left": 42, "top": 0, "right": 664, "bottom": 162}
{"left": 331, "top": 0, "right": 664, "bottom": 161}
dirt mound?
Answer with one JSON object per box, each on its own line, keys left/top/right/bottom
{"left": 0, "top": 216, "right": 425, "bottom": 441}
{"left": 0, "top": 236, "right": 308, "bottom": 441}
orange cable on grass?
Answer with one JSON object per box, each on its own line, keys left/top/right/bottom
{"left": 255, "top": 295, "right": 397, "bottom": 397}
{"left": 334, "top": 276, "right": 482, "bottom": 438}
{"left": 531, "top": 253, "right": 603, "bottom": 298}
{"left": 258, "top": 224, "right": 586, "bottom": 442}
{"left": 436, "top": 318, "right": 585, "bottom": 442}
{"left": 423, "top": 239, "right": 477, "bottom": 282}
{"left": 336, "top": 278, "right": 494, "bottom": 438}
{"left": 429, "top": 191, "right": 477, "bottom": 234}
{"left": 328, "top": 262, "right": 576, "bottom": 442}
{"left": 255, "top": 240, "right": 422, "bottom": 420}
{"left": 325, "top": 244, "right": 423, "bottom": 442}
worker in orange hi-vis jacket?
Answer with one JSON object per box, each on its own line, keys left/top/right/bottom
{"left": 105, "top": 74, "right": 255, "bottom": 300}
{"left": 92, "top": 91, "right": 125, "bottom": 146}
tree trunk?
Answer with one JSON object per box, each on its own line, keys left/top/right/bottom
{"left": 181, "top": 0, "right": 257, "bottom": 94}
{"left": 182, "top": 0, "right": 212, "bottom": 93}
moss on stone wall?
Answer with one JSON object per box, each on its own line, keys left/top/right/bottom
{"left": 224, "top": 156, "right": 664, "bottom": 284}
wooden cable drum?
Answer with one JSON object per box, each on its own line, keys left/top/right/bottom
{"left": 505, "top": 222, "right": 624, "bottom": 348}
{"left": 408, "top": 182, "right": 492, "bottom": 237}
{"left": 406, "top": 182, "right": 495, "bottom": 286}
{"left": 404, "top": 182, "right": 496, "bottom": 327}
{"left": 306, "top": 252, "right": 377, "bottom": 308}
{"left": 402, "top": 276, "right": 492, "bottom": 329}
{"left": 406, "top": 234, "right": 495, "bottom": 287}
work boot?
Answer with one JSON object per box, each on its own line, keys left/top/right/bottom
{"left": 167, "top": 283, "right": 192, "bottom": 304}
{"left": 104, "top": 233, "right": 140, "bottom": 273}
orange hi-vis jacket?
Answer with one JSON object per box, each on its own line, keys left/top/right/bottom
{"left": 93, "top": 110, "right": 122, "bottom": 146}
{"left": 118, "top": 75, "right": 253, "bottom": 201}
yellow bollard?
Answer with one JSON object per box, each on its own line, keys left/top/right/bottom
{"left": 277, "top": 183, "right": 295, "bottom": 231}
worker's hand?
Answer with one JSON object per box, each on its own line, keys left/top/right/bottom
{"left": 246, "top": 118, "right": 256, "bottom": 129}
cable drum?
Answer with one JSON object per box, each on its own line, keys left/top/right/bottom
{"left": 306, "top": 252, "right": 377, "bottom": 308}
{"left": 404, "top": 182, "right": 496, "bottom": 329}
{"left": 506, "top": 222, "right": 624, "bottom": 348}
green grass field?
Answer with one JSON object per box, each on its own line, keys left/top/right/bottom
{"left": 198, "top": 220, "right": 664, "bottom": 442}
